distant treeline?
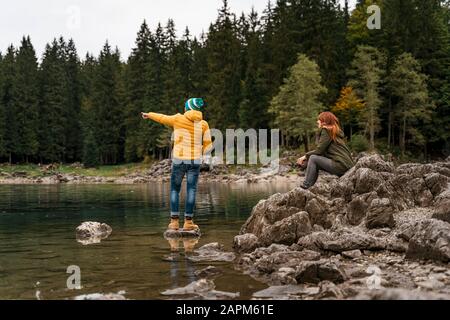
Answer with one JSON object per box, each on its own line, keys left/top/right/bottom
{"left": 0, "top": 0, "right": 449, "bottom": 165}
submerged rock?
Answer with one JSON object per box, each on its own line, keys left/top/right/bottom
{"left": 194, "top": 266, "right": 223, "bottom": 279}
{"left": 161, "top": 279, "right": 239, "bottom": 299}
{"left": 188, "top": 243, "right": 236, "bottom": 262}
{"left": 75, "top": 221, "right": 112, "bottom": 245}
{"left": 74, "top": 291, "right": 126, "bottom": 300}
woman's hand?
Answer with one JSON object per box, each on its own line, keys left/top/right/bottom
{"left": 141, "top": 112, "right": 150, "bottom": 119}
{"left": 297, "top": 156, "right": 306, "bottom": 166}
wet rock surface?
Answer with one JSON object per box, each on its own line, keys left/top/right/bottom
{"left": 161, "top": 279, "right": 239, "bottom": 300}
{"left": 234, "top": 155, "right": 450, "bottom": 299}
{"left": 75, "top": 221, "right": 112, "bottom": 245}
{"left": 187, "top": 242, "right": 236, "bottom": 262}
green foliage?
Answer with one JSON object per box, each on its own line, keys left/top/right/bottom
{"left": 269, "top": 54, "right": 327, "bottom": 147}
{"left": 0, "top": 0, "right": 449, "bottom": 164}
{"left": 82, "top": 129, "right": 100, "bottom": 168}
{"left": 348, "top": 45, "right": 386, "bottom": 150}
{"left": 349, "top": 134, "right": 369, "bottom": 153}
{"left": 388, "top": 53, "right": 433, "bottom": 155}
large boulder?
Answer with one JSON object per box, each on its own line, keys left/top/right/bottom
{"left": 259, "top": 212, "right": 312, "bottom": 246}
{"left": 294, "top": 260, "right": 347, "bottom": 284}
{"left": 432, "top": 189, "right": 450, "bottom": 223}
{"left": 365, "top": 198, "right": 396, "bottom": 229}
{"left": 405, "top": 219, "right": 450, "bottom": 262}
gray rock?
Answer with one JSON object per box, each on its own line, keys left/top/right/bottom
{"left": 346, "top": 196, "right": 369, "bottom": 226}
{"left": 317, "top": 281, "right": 345, "bottom": 299}
{"left": 406, "top": 219, "right": 450, "bottom": 262}
{"left": 432, "top": 189, "right": 450, "bottom": 223}
{"left": 354, "top": 154, "right": 394, "bottom": 173}
{"left": 294, "top": 260, "right": 347, "bottom": 284}
{"left": 252, "top": 285, "right": 318, "bottom": 299}
{"left": 353, "top": 288, "right": 450, "bottom": 300}
{"left": 342, "top": 250, "right": 362, "bottom": 259}
{"left": 194, "top": 266, "right": 223, "bottom": 279}
{"left": 365, "top": 198, "right": 396, "bottom": 229}
{"left": 161, "top": 279, "right": 215, "bottom": 296}
{"left": 305, "top": 198, "right": 331, "bottom": 229}
{"left": 424, "top": 173, "right": 449, "bottom": 196}
{"left": 254, "top": 250, "right": 321, "bottom": 274}
{"left": 259, "top": 211, "right": 312, "bottom": 246}
{"left": 233, "top": 233, "right": 260, "bottom": 253}
{"left": 188, "top": 242, "right": 236, "bottom": 262}
{"left": 75, "top": 221, "right": 112, "bottom": 245}
{"left": 74, "top": 291, "right": 126, "bottom": 300}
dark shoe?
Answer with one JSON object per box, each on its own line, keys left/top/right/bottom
{"left": 300, "top": 184, "right": 309, "bottom": 190}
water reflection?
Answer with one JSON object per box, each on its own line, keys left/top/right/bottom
{"left": 166, "top": 238, "right": 199, "bottom": 289}
{"left": 0, "top": 181, "right": 296, "bottom": 299}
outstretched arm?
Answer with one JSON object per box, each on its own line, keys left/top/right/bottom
{"left": 141, "top": 112, "right": 177, "bottom": 127}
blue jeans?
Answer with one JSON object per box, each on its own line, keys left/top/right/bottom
{"left": 170, "top": 160, "right": 201, "bottom": 218}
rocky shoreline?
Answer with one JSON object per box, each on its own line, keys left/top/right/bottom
{"left": 0, "top": 157, "right": 299, "bottom": 185}
{"left": 228, "top": 154, "right": 450, "bottom": 300}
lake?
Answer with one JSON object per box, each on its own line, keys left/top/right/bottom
{"left": 0, "top": 181, "right": 297, "bottom": 299}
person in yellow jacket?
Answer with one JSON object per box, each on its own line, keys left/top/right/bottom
{"left": 141, "top": 98, "right": 212, "bottom": 231}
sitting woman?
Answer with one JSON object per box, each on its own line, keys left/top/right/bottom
{"left": 297, "top": 111, "right": 354, "bottom": 189}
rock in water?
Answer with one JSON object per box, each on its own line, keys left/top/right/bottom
{"left": 233, "top": 233, "right": 260, "bottom": 253}
{"left": 74, "top": 291, "right": 126, "bottom": 300}
{"left": 76, "top": 221, "right": 112, "bottom": 245}
{"left": 164, "top": 228, "right": 201, "bottom": 238}
{"left": 188, "top": 242, "right": 236, "bottom": 262}
{"left": 161, "top": 279, "right": 239, "bottom": 299}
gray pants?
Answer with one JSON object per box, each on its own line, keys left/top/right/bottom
{"left": 303, "top": 155, "right": 345, "bottom": 188}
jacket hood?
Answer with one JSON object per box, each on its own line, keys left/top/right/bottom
{"left": 184, "top": 110, "right": 203, "bottom": 122}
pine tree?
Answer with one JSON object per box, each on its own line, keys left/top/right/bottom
{"left": 0, "top": 52, "right": 6, "bottom": 158}
{"left": 348, "top": 45, "right": 386, "bottom": 150}
{"left": 239, "top": 8, "right": 269, "bottom": 129}
{"left": 388, "top": 53, "right": 433, "bottom": 156}
{"left": 82, "top": 128, "right": 100, "bottom": 168}
{"left": 14, "top": 36, "right": 40, "bottom": 162}
{"left": 1, "top": 46, "right": 19, "bottom": 163}
{"left": 64, "top": 39, "right": 82, "bottom": 162}
{"left": 91, "top": 42, "right": 125, "bottom": 164}
{"left": 269, "top": 54, "right": 327, "bottom": 150}
{"left": 206, "top": 0, "right": 242, "bottom": 129}
{"left": 38, "top": 40, "right": 68, "bottom": 162}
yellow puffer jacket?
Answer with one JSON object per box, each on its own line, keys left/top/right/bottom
{"left": 146, "top": 110, "right": 213, "bottom": 160}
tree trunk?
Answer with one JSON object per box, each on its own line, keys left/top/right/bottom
{"left": 400, "top": 115, "right": 406, "bottom": 157}
{"left": 303, "top": 133, "right": 309, "bottom": 152}
{"left": 387, "top": 96, "right": 392, "bottom": 148}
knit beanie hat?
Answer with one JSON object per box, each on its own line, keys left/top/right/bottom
{"left": 185, "top": 98, "right": 205, "bottom": 111}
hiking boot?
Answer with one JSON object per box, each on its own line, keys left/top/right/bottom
{"left": 183, "top": 219, "right": 199, "bottom": 231}
{"left": 168, "top": 218, "right": 180, "bottom": 230}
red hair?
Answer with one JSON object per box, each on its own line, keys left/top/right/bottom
{"left": 318, "top": 112, "right": 341, "bottom": 141}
